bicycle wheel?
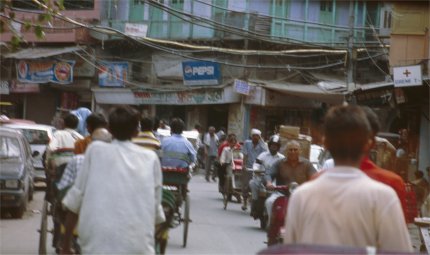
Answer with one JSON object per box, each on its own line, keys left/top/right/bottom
{"left": 182, "top": 194, "right": 190, "bottom": 248}
{"left": 38, "top": 200, "right": 48, "bottom": 255}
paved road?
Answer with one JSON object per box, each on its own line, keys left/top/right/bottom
{"left": 165, "top": 173, "right": 267, "bottom": 254}
{"left": 0, "top": 174, "right": 423, "bottom": 254}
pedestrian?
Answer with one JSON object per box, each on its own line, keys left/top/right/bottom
{"left": 161, "top": 118, "right": 196, "bottom": 169}
{"left": 193, "top": 124, "right": 205, "bottom": 171}
{"left": 241, "top": 128, "right": 268, "bottom": 211}
{"left": 159, "top": 119, "right": 171, "bottom": 130}
{"left": 70, "top": 107, "right": 92, "bottom": 136}
{"left": 61, "top": 105, "right": 165, "bottom": 254}
{"left": 132, "top": 117, "right": 161, "bottom": 151}
{"left": 47, "top": 113, "right": 83, "bottom": 169}
{"left": 283, "top": 105, "right": 412, "bottom": 252}
{"left": 411, "top": 170, "right": 429, "bottom": 215}
{"left": 264, "top": 140, "right": 316, "bottom": 224}
{"left": 249, "top": 135, "right": 284, "bottom": 217}
{"left": 312, "top": 106, "right": 408, "bottom": 219}
{"left": 219, "top": 134, "right": 243, "bottom": 194}
{"left": 73, "top": 113, "right": 107, "bottom": 154}
{"left": 204, "top": 126, "right": 219, "bottom": 182}
{"left": 216, "top": 126, "right": 226, "bottom": 140}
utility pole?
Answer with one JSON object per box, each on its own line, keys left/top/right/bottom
{"left": 347, "top": 1, "right": 355, "bottom": 92}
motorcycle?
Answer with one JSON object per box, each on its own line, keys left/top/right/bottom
{"left": 266, "top": 182, "right": 298, "bottom": 246}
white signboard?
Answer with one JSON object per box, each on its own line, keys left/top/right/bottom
{"left": 234, "top": 79, "right": 250, "bottom": 95}
{"left": 393, "top": 65, "right": 422, "bottom": 87}
{"left": 125, "top": 23, "right": 148, "bottom": 38}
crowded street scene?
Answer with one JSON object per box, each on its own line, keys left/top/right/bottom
{"left": 1, "top": 0, "right": 430, "bottom": 254}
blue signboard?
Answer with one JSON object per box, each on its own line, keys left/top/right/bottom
{"left": 182, "top": 61, "right": 221, "bottom": 86}
{"left": 17, "top": 60, "right": 75, "bottom": 84}
{"left": 98, "top": 61, "right": 128, "bottom": 87}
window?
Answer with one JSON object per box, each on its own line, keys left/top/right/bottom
{"left": 383, "top": 10, "right": 392, "bottom": 29}
{"left": 320, "top": 1, "right": 333, "bottom": 12}
{"left": 11, "top": 0, "right": 40, "bottom": 9}
{"left": 134, "top": 0, "right": 145, "bottom": 5}
{"left": 63, "top": 0, "right": 94, "bottom": 10}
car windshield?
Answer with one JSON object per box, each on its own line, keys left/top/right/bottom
{"left": 19, "top": 129, "right": 49, "bottom": 145}
{"left": 0, "top": 136, "right": 22, "bottom": 160}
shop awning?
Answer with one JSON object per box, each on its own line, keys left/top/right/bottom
{"left": 252, "top": 80, "right": 345, "bottom": 105}
{"left": 93, "top": 85, "right": 241, "bottom": 105}
{"left": 3, "top": 46, "right": 84, "bottom": 59}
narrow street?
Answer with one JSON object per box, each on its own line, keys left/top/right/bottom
{"left": 0, "top": 172, "right": 423, "bottom": 254}
{"left": 0, "top": 173, "right": 268, "bottom": 254}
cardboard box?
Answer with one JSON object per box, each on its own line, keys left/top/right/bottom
{"left": 279, "top": 125, "right": 300, "bottom": 139}
{"left": 279, "top": 134, "right": 312, "bottom": 159}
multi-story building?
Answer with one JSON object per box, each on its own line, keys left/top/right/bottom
{"left": 5, "top": 0, "right": 426, "bottom": 169}
{"left": 88, "top": 0, "right": 391, "bottom": 142}
{"left": 0, "top": 0, "right": 101, "bottom": 124}
{"left": 387, "top": 1, "right": 429, "bottom": 176}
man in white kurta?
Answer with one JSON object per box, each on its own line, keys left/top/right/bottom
{"left": 283, "top": 166, "right": 412, "bottom": 252}
{"left": 62, "top": 139, "right": 164, "bottom": 254}
{"left": 283, "top": 105, "right": 413, "bottom": 253}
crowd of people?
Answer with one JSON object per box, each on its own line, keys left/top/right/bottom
{"left": 43, "top": 103, "right": 429, "bottom": 254}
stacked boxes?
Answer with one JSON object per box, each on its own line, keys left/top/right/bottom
{"left": 278, "top": 125, "right": 312, "bottom": 160}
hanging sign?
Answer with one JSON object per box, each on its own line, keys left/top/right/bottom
{"left": 234, "top": 79, "right": 250, "bottom": 95}
{"left": 125, "top": 23, "right": 148, "bottom": 38}
{"left": 393, "top": 65, "right": 422, "bottom": 87}
{"left": 182, "top": 61, "right": 221, "bottom": 86}
{"left": 98, "top": 61, "right": 128, "bottom": 87}
{"left": 16, "top": 60, "right": 75, "bottom": 84}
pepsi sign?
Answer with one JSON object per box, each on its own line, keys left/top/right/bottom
{"left": 182, "top": 61, "right": 221, "bottom": 86}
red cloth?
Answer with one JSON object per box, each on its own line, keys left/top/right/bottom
{"left": 217, "top": 141, "right": 241, "bottom": 158}
{"left": 360, "top": 157, "right": 408, "bottom": 221}
{"left": 311, "top": 157, "right": 408, "bottom": 222}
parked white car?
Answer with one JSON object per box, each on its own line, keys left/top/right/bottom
{"left": 2, "top": 123, "right": 56, "bottom": 183}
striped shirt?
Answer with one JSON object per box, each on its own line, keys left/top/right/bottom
{"left": 132, "top": 131, "right": 161, "bottom": 150}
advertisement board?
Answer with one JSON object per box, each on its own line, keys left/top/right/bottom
{"left": 98, "top": 62, "right": 128, "bottom": 87}
{"left": 182, "top": 61, "right": 221, "bottom": 86}
{"left": 16, "top": 60, "right": 75, "bottom": 84}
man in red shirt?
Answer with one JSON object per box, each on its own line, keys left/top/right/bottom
{"left": 313, "top": 106, "right": 407, "bottom": 219}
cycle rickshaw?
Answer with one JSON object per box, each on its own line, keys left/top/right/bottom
{"left": 155, "top": 166, "right": 191, "bottom": 254}
{"left": 38, "top": 150, "right": 79, "bottom": 255}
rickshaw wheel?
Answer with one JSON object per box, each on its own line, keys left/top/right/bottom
{"left": 182, "top": 194, "right": 190, "bottom": 247}
{"left": 38, "top": 200, "right": 48, "bottom": 255}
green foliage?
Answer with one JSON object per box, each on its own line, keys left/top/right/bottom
{"left": 34, "top": 25, "right": 45, "bottom": 39}
{"left": 1, "top": 0, "right": 64, "bottom": 49}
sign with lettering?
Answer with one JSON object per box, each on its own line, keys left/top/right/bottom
{"left": 98, "top": 62, "right": 128, "bottom": 87}
{"left": 182, "top": 61, "right": 221, "bottom": 86}
{"left": 16, "top": 60, "right": 75, "bottom": 84}
{"left": 393, "top": 65, "right": 422, "bottom": 87}
{"left": 125, "top": 23, "right": 148, "bottom": 38}
{"left": 0, "top": 81, "right": 10, "bottom": 94}
{"left": 234, "top": 79, "right": 250, "bottom": 95}
{"left": 133, "top": 89, "right": 224, "bottom": 105}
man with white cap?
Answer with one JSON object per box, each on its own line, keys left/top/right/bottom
{"left": 241, "top": 128, "right": 268, "bottom": 210}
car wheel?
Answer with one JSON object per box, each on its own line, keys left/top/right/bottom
{"left": 11, "top": 199, "right": 27, "bottom": 219}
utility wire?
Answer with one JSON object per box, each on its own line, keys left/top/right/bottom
{"left": 7, "top": 5, "right": 382, "bottom": 57}
{"left": 145, "top": 0, "right": 383, "bottom": 48}
{"left": 23, "top": 0, "right": 349, "bottom": 70}
{"left": 193, "top": 0, "right": 379, "bottom": 31}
